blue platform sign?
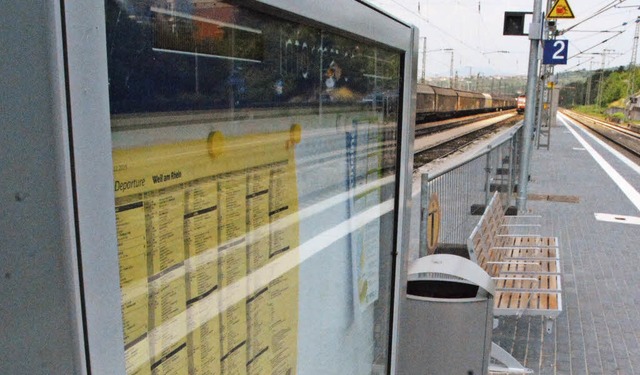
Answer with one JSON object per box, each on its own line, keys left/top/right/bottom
{"left": 543, "top": 40, "right": 569, "bottom": 65}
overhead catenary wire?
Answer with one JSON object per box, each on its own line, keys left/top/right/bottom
{"left": 369, "top": 0, "right": 533, "bottom": 77}
{"left": 613, "top": 3, "right": 640, "bottom": 7}
{"left": 374, "top": 0, "right": 633, "bottom": 77}
{"left": 568, "top": 31, "right": 626, "bottom": 59}
{"left": 560, "top": 0, "right": 629, "bottom": 34}
{"left": 557, "top": 12, "right": 637, "bottom": 74}
{"left": 563, "top": 56, "right": 598, "bottom": 72}
{"left": 371, "top": 0, "right": 490, "bottom": 62}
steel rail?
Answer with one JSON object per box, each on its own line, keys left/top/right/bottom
{"left": 561, "top": 109, "right": 640, "bottom": 158}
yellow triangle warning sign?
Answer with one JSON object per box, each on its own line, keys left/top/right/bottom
{"left": 547, "top": 0, "right": 575, "bottom": 19}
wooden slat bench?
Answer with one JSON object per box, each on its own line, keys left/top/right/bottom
{"left": 467, "top": 192, "right": 562, "bottom": 321}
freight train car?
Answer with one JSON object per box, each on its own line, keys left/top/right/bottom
{"left": 415, "top": 83, "right": 517, "bottom": 122}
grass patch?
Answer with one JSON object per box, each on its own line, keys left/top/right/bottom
{"left": 571, "top": 105, "right": 605, "bottom": 118}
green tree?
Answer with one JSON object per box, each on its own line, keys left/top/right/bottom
{"left": 600, "top": 70, "right": 628, "bottom": 105}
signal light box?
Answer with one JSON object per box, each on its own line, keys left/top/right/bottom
{"left": 503, "top": 12, "right": 532, "bottom": 36}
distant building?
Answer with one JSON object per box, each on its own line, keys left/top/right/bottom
{"left": 626, "top": 94, "right": 640, "bottom": 120}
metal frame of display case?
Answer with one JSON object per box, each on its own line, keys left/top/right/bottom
{"left": 1, "top": 1, "right": 417, "bottom": 373}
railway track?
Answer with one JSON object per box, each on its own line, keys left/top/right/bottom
{"left": 413, "top": 113, "right": 522, "bottom": 169}
{"left": 415, "top": 110, "right": 517, "bottom": 137}
{"left": 561, "top": 109, "right": 640, "bottom": 159}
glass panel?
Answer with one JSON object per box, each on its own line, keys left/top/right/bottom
{"left": 106, "top": 1, "right": 402, "bottom": 374}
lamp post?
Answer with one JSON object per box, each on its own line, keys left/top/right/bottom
{"left": 481, "top": 51, "right": 510, "bottom": 95}
{"left": 482, "top": 50, "right": 510, "bottom": 65}
{"left": 448, "top": 50, "right": 454, "bottom": 88}
{"left": 420, "top": 37, "right": 427, "bottom": 83}
{"left": 425, "top": 48, "right": 454, "bottom": 87}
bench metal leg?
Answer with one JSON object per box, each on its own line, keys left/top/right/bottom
{"left": 489, "top": 342, "right": 534, "bottom": 374}
{"left": 546, "top": 317, "right": 554, "bottom": 334}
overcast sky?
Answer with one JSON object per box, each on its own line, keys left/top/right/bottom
{"left": 365, "top": 0, "right": 640, "bottom": 78}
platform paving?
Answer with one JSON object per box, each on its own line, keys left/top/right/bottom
{"left": 492, "top": 112, "right": 640, "bottom": 374}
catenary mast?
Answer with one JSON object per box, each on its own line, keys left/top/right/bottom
{"left": 629, "top": 17, "right": 640, "bottom": 97}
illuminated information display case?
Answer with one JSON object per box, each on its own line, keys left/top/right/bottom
{"left": 106, "top": 1, "right": 416, "bottom": 374}
{"left": 0, "top": 0, "right": 416, "bottom": 374}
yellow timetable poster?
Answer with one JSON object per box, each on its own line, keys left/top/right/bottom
{"left": 113, "top": 129, "right": 300, "bottom": 375}
{"left": 246, "top": 168, "right": 272, "bottom": 375}
{"left": 347, "top": 122, "right": 382, "bottom": 312}
{"left": 184, "top": 177, "right": 220, "bottom": 375}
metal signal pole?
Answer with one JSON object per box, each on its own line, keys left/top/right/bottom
{"left": 516, "top": 0, "right": 543, "bottom": 212}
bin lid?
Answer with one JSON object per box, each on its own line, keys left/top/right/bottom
{"left": 408, "top": 254, "right": 495, "bottom": 297}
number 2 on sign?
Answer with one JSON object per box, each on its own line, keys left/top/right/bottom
{"left": 552, "top": 40, "right": 566, "bottom": 60}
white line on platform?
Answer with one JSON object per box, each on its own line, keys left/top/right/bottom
{"left": 559, "top": 114, "right": 640, "bottom": 212}
{"left": 594, "top": 213, "right": 640, "bottom": 225}
{"left": 561, "top": 113, "right": 640, "bottom": 175}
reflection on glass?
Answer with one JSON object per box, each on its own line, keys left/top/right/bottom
{"left": 152, "top": 6, "right": 264, "bottom": 63}
{"left": 106, "top": 0, "right": 399, "bottom": 114}
{"left": 107, "top": 1, "right": 402, "bottom": 374}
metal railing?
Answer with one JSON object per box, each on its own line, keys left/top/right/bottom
{"left": 419, "top": 124, "right": 524, "bottom": 257}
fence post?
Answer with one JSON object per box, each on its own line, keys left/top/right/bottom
{"left": 497, "top": 145, "right": 504, "bottom": 206}
{"left": 507, "top": 134, "right": 516, "bottom": 208}
{"left": 514, "top": 128, "right": 523, "bottom": 201}
{"left": 484, "top": 150, "right": 492, "bottom": 207}
{"left": 419, "top": 172, "right": 429, "bottom": 257}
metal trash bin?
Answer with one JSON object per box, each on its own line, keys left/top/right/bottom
{"left": 398, "top": 254, "right": 495, "bottom": 375}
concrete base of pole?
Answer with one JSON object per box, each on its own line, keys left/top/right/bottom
{"left": 516, "top": 196, "right": 527, "bottom": 213}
